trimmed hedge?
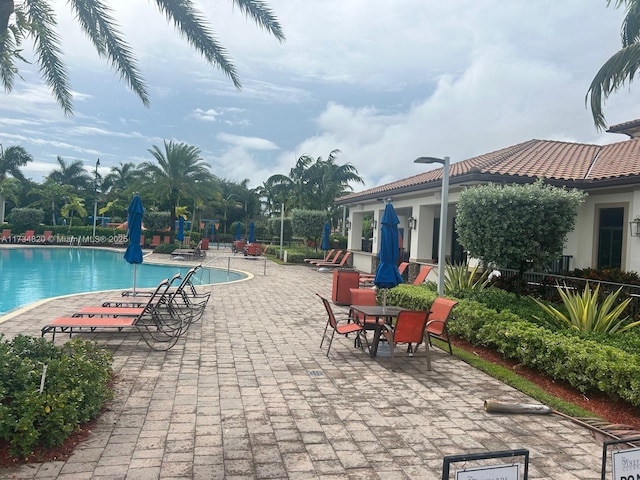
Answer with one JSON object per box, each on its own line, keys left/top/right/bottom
{"left": 384, "top": 284, "right": 640, "bottom": 407}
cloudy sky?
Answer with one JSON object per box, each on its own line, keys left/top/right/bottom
{"left": 1, "top": 0, "right": 639, "bottom": 191}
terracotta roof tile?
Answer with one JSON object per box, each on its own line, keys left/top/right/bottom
{"left": 337, "top": 137, "right": 640, "bottom": 204}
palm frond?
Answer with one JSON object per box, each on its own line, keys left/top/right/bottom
{"left": 586, "top": 43, "right": 640, "bottom": 130}
{"left": 154, "top": 0, "right": 240, "bottom": 88}
{"left": 24, "top": 0, "right": 73, "bottom": 115}
{"left": 69, "top": 0, "right": 149, "bottom": 107}
{"left": 233, "top": 0, "right": 285, "bottom": 42}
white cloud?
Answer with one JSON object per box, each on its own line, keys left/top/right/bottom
{"left": 217, "top": 133, "right": 279, "bottom": 151}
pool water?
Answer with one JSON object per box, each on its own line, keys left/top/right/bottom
{"left": 0, "top": 247, "right": 245, "bottom": 315}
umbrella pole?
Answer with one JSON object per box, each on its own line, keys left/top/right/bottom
{"left": 133, "top": 264, "right": 137, "bottom": 294}
{"left": 382, "top": 289, "right": 387, "bottom": 312}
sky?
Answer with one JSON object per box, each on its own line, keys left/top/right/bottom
{"left": 2, "top": 0, "right": 640, "bottom": 192}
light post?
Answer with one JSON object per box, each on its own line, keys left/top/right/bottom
{"left": 92, "top": 158, "right": 100, "bottom": 242}
{"left": 414, "top": 156, "right": 450, "bottom": 297}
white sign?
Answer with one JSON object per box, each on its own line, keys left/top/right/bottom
{"left": 456, "top": 463, "right": 519, "bottom": 480}
{"left": 612, "top": 446, "right": 640, "bottom": 480}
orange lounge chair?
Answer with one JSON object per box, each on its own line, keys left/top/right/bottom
{"left": 304, "top": 249, "right": 335, "bottom": 264}
{"left": 307, "top": 249, "right": 341, "bottom": 266}
{"left": 139, "top": 235, "right": 145, "bottom": 247}
{"left": 42, "top": 231, "right": 53, "bottom": 243}
{"left": 20, "top": 230, "right": 35, "bottom": 243}
{"left": 316, "top": 251, "right": 351, "bottom": 269}
{"left": 413, "top": 265, "right": 433, "bottom": 285}
{"left": 150, "top": 235, "right": 161, "bottom": 247}
{"left": 1, "top": 229, "right": 11, "bottom": 242}
{"left": 359, "top": 262, "right": 409, "bottom": 285}
{"left": 163, "top": 235, "right": 171, "bottom": 244}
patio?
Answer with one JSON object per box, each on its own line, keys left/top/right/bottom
{"left": 0, "top": 250, "right": 606, "bottom": 479}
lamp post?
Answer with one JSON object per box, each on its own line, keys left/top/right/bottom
{"left": 414, "top": 156, "right": 450, "bottom": 297}
{"left": 92, "top": 158, "right": 100, "bottom": 242}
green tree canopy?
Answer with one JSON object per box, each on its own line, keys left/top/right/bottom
{"left": 0, "top": 1, "right": 284, "bottom": 115}
{"left": 455, "top": 181, "right": 586, "bottom": 274}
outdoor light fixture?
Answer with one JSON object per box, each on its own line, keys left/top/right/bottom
{"left": 372, "top": 219, "right": 377, "bottom": 230}
{"left": 345, "top": 218, "right": 351, "bottom": 230}
{"left": 408, "top": 217, "right": 417, "bottom": 230}
{"left": 414, "top": 156, "right": 450, "bottom": 297}
{"left": 631, "top": 217, "right": 640, "bottom": 237}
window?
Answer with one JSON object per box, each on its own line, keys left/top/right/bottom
{"left": 597, "top": 207, "right": 623, "bottom": 269}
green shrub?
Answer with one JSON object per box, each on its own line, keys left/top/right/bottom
{"left": 9, "top": 208, "right": 44, "bottom": 229}
{"left": 0, "top": 335, "right": 113, "bottom": 459}
{"left": 444, "top": 263, "right": 490, "bottom": 293}
{"left": 153, "top": 242, "right": 178, "bottom": 254}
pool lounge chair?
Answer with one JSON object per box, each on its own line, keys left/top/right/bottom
{"left": 316, "top": 251, "right": 351, "bottom": 269}
{"left": 359, "top": 262, "right": 409, "bottom": 285}
{"left": 308, "top": 250, "right": 342, "bottom": 266}
{"left": 41, "top": 279, "right": 188, "bottom": 350}
{"left": 150, "top": 235, "right": 161, "bottom": 247}
{"left": 304, "top": 249, "right": 335, "bottom": 264}
{"left": 1, "top": 229, "right": 11, "bottom": 243}
{"left": 20, "top": 230, "right": 35, "bottom": 243}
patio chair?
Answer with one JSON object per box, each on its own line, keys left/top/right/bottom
{"left": 42, "top": 231, "right": 53, "bottom": 243}
{"left": 317, "top": 294, "right": 367, "bottom": 356}
{"left": 304, "top": 249, "right": 334, "bottom": 264}
{"left": 308, "top": 249, "right": 341, "bottom": 266}
{"left": 140, "top": 235, "right": 146, "bottom": 247}
{"left": 163, "top": 235, "right": 171, "bottom": 244}
{"left": 1, "top": 229, "right": 11, "bottom": 242}
{"left": 381, "top": 310, "right": 429, "bottom": 370}
{"left": 413, "top": 265, "right": 433, "bottom": 285}
{"left": 150, "top": 235, "right": 161, "bottom": 247}
{"left": 316, "top": 251, "right": 351, "bottom": 269}
{"left": 359, "top": 262, "right": 409, "bottom": 285}
{"left": 425, "top": 297, "right": 458, "bottom": 355}
{"left": 41, "top": 279, "right": 186, "bottom": 350}
{"left": 348, "top": 288, "right": 384, "bottom": 330}
{"left": 20, "top": 230, "right": 35, "bottom": 243}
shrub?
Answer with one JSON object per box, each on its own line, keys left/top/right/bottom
{"left": 144, "top": 211, "right": 170, "bottom": 232}
{"left": 0, "top": 335, "right": 113, "bottom": 459}
{"left": 9, "top": 208, "right": 44, "bottom": 229}
{"left": 444, "top": 263, "right": 490, "bottom": 294}
{"left": 533, "top": 283, "right": 639, "bottom": 333}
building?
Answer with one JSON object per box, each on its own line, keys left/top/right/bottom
{"left": 335, "top": 121, "right": 640, "bottom": 275}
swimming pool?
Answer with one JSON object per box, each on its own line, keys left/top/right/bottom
{"left": 0, "top": 247, "right": 246, "bottom": 315}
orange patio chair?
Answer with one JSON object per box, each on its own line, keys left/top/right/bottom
{"left": 381, "top": 310, "right": 430, "bottom": 370}
{"left": 307, "top": 249, "right": 340, "bottom": 266}
{"left": 43, "top": 231, "right": 53, "bottom": 243}
{"left": 413, "top": 265, "right": 433, "bottom": 285}
{"left": 317, "top": 294, "right": 367, "bottom": 356}
{"left": 304, "top": 249, "right": 334, "bottom": 264}
{"left": 359, "top": 262, "right": 409, "bottom": 285}
{"left": 150, "top": 235, "right": 161, "bottom": 247}
{"left": 1, "top": 229, "right": 11, "bottom": 242}
{"left": 349, "top": 288, "right": 389, "bottom": 339}
{"left": 21, "top": 230, "right": 35, "bottom": 243}
{"left": 139, "top": 235, "right": 145, "bottom": 247}
{"left": 315, "top": 251, "right": 351, "bottom": 269}
{"left": 163, "top": 235, "right": 171, "bottom": 244}
{"left": 425, "top": 297, "right": 458, "bottom": 355}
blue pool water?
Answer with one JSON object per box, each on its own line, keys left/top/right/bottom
{"left": 0, "top": 247, "right": 245, "bottom": 315}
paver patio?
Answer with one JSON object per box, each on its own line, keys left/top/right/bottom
{"left": 0, "top": 248, "right": 609, "bottom": 479}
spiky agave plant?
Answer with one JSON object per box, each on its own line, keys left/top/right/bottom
{"left": 534, "top": 282, "right": 640, "bottom": 334}
{"left": 444, "top": 262, "right": 490, "bottom": 293}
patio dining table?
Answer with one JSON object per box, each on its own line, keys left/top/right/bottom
{"left": 349, "top": 305, "right": 405, "bottom": 358}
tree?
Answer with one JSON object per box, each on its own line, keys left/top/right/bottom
{"left": 102, "top": 162, "right": 141, "bottom": 198}
{"left": 139, "top": 140, "right": 212, "bottom": 241}
{"left": 46, "top": 156, "right": 92, "bottom": 191}
{"left": 0, "top": 1, "right": 284, "bottom": 115}
{"left": 291, "top": 208, "right": 326, "bottom": 250}
{"left": 455, "top": 181, "right": 585, "bottom": 281}
{"left": 60, "top": 194, "right": 87, "bottom": 228}
{"left": 587, "top": 0, "right": 640, "bottom": 130}
{"left": 27, "top": 179, "right": 73, "bottom": 225}
{"left": 0, "top": 144, "right": 33, "bottom": 222}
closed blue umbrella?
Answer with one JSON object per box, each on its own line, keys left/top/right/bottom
{"left": 177, "top": 217, "right": 185, "bottom": 244}
{"left": 124, "top": 194, "right": 144, "bottom": 293}
{"left": 374, "top": 202, "right": 403, "bottom": 306}
{"left": 321, "top": 222, "right": 331, "bottom": 251}
{"left": 248, "top": 221, "right": 256, "bottom": 243}
{"left": 235, "top": 222, "right": 242, "bottom": 241}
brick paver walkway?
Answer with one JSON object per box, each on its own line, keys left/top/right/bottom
{"left": 0, "top": 248, "right": 607, "bottom": 479}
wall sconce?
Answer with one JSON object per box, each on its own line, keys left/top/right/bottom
{"left": 345, "top": 219, "right": 351, "bottom": 229}
{"left": 408, "top": 217, "right": 417, "bottom": 229}
{"left": 631, "top": 217, "right": 640, "bottom": 237}
{"left": 372, "top": 219, "right": 377, "bottom": 229}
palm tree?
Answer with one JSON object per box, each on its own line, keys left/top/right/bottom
{"left": 46, "top": 156, "right": 92, "bottom": 191}
{"left": 0, "top": 144, "right": 33, "bottom": 222}
{"left": 102, "top": 162, "right": 141, "bottom": 198}
{"left": 587, "top": 0, "right": 640, "bottom": 129}
{"left": 61, "top": 194, "right": 87, "bottom": 229}
{"left": 28, "top": 180, "right": 74, "bottom": 225}
{"left": 0, "top": 1, "right": 284, "bottom": 115}
{"left": 139, "top": 140, "right": 212, "bottom": 241}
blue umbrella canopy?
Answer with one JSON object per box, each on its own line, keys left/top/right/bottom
{"left": 176, "top": 217, "right": 185, "bottom": 242}
{"left": 321, "top": 222, "right": 331, "bottom": 251}
{"left": 248, "top": 221, "right": 256, "bottom": 243}
{"left": 124, "top": 195, "right": 144, "bottom": 265}
{"left": 235, "top": 222, "right": 242, "bottom": 241}
{"left": 374, "top": 202, "right": 404, "bottom": 289}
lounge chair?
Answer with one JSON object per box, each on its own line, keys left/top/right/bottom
{"left": 163, "top": 235, "right": 171, "bottom": 244}
{"left": 150, "top": 235, "right": 161, "bottom": 247}
{"left": 171, "top": 240, "right": 205, "bottom": 260}
{"left": 359, "top": 262, "right": 409, "bottom": 285}
{"left": 42, "top": 231, "right": 53, "bottom": 243}
{"left": 140, "top": 235, "right": 146, "bottom": 247}
{"left": 304, "top": 249, "right": 334, "bottom": 264}
{"left": 413, "top": 265, "right": 433, "bottom": 285}
{"left": 308, "top": 249, "right": 341, "bottom": 266}
{"left": 316, "top": 251, "right": 351, "bottom": 269}
{"left": 41, "top": 279, "right": 186, "bottom": 350}
{"left": 1, "top": 229, "right": 11, "bottom": 243}
{"left": 20, "top": 230, "right": 35, "bottom": 243}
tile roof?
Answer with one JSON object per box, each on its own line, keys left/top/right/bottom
{"left": 337, "top": 137, "right": 640, "bottom": 204}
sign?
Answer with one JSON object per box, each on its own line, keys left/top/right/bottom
{"left": 456, "top": 463, "right": 519, "bottom": 480}
{"left": 613, "top": 447, "right": 640, "bottom": 480}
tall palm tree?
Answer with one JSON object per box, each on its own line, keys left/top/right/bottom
{"left": 139, "top": 140, "right": 212, "bottom": 241}
{"left": 102, "top": 162, "right": 141, "bottom": 198}
{"left": 0, "top": 1, "right": 284, "bottom": 115}
{"left": 61, "top": 194, "right": 87, "bottom": 229}
{"left": 587, "top": 0, "right": 640, "bottom": 130}
{"left": 28, "top": 179, "right": 73, "bottom": 225}
{"left": 46, "top": 156, "right": 92, "bottom": 191}
{"left": 0, "top": 144, "right": 33, "bottom": 222}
